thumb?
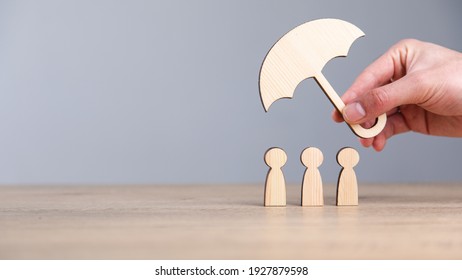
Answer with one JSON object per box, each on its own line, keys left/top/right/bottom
{"left": 342, "top": 74, "right": 424, "bottom": 124}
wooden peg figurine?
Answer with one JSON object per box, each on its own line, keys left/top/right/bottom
{"left": 300, "top": 147, "right": 324, "bottom": 206}
{"left": 264, "top": 147, "right": 287, "bottom": 207}
{"left": 336, "top": 147, "right": 360, "bottom": 206}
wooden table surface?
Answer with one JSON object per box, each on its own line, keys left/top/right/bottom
{"left": 1, "top": 183, "right": 462, "bottom": 259}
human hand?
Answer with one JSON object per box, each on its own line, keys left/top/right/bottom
{"left": 332, "top": 39, "right": 462, "bottom": 151}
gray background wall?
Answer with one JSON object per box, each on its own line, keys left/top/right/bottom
{"left": 0, "top": 0, "right": 461, "bottom": 185}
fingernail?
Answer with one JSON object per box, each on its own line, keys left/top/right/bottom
{"left": 343, "top": 102, "right": 366, "bottom": 123}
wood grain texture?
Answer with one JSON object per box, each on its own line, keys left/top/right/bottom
{"left": 301, "top": 147, "right": 324, "bottom": 206}
{"left": 264, "top": 147, "right": 287, "bottom": 207}
{"left": 1, "top": 183, "right": 462, "bottom": 259}
{"left": 259, "top": 18, "right": 386, "bottom": 138}
{"left": 336, "top": 147, "right": 360, "bottom": 206}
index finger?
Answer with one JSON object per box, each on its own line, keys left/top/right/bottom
{"left": 342, "top": 40, "right": 409, "bottom": 104}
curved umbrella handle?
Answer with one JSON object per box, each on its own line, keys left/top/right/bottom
{"left": 315, "top": 73, "right": 387, "bottom": 139}
{"left": 349, "top": 113, "right": 387, "bottom": 139}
